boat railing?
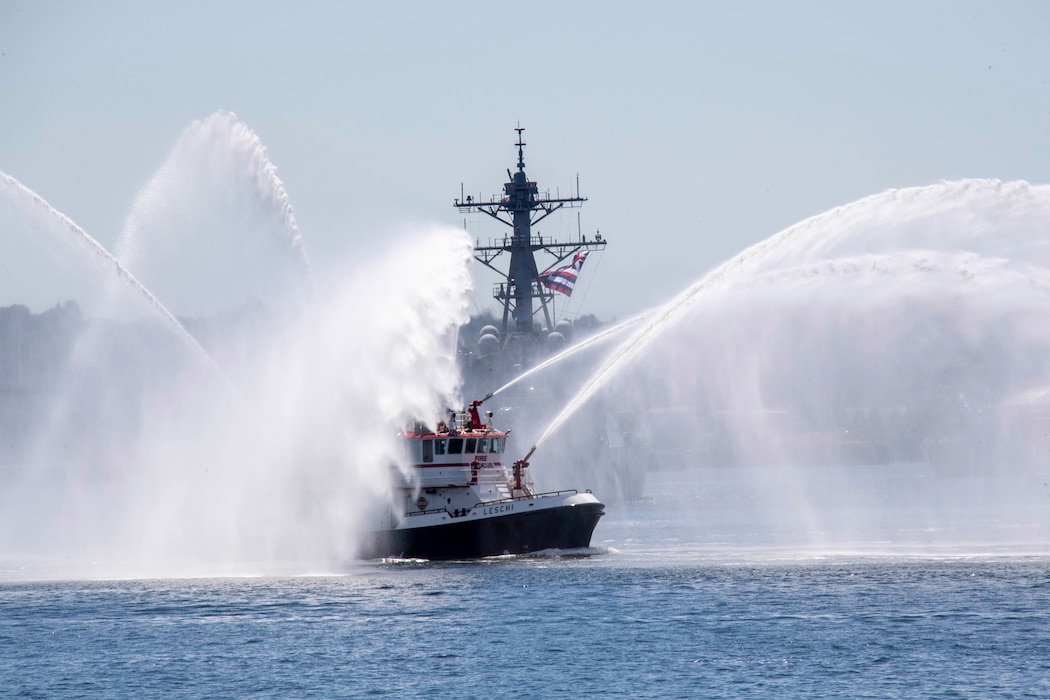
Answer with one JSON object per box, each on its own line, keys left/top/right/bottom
{"left": 403, "top": 489, "right": 586, "bottom": 518}
{"left": 470, "top": 489, "right": 580, "bottom": 509}
{"left": 404, "top": 507, "right": 450, "bottom": 518}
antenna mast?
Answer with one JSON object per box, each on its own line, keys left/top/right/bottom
{"left": 454, "top": 127, "right": 607, "bottom": 346}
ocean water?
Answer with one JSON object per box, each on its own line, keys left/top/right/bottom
{"left": 2, "top": 468, "right": 1049, "bottom": 699}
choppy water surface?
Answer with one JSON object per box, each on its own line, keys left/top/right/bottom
{"left": 3, "top": 469, "right": 1049, "bottom": 699}
{"left": 3, "top": 557, "right": 1048, "bottom": 698}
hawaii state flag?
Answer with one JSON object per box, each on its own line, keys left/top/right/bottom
{"left": 541, "top": 251, "right": 589, "bottom": 297}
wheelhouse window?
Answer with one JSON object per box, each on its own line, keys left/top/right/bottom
{"left": 448, "top": 438, "right": 464, "bottom": 454}
{"left": 490, "top": 437, "right": 504, "bottom": 453}
{"left": 464, "top": 437, "right": 477, "bottom": 454}
{"left": 477, "top": 438, "right": 488, "bottom": 454}
{"left": 422, "top": 439, "right": 434, "bottom": 463}
{"left": 435, "top": 439, "right": 448, "bottom": 456}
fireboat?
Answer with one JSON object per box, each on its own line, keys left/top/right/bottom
{"left": 363, "top": 398, "right": 605, "bottom": 560}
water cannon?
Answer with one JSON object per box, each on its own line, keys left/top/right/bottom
{"left": 468, "top": 399, "right": 484, "bottom": 430}
{"left": 517, "top": 444, "right": 538, "bottom": 467}
{"left": 511, "top": 444, "right": 538, "bottom": 495}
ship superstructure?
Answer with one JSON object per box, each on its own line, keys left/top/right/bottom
{"left": 455, "top": 127, "right": 607, "bottom": 347}
{"left": 454, "top": 128, "right": 644, "bottom": 504}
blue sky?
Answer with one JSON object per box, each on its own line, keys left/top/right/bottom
{"left": 3, "top": 0, "right": 1049, "bottom": 320}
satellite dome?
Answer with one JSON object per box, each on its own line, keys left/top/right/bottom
{"left": 478, "top": 325, "right": 500, "bottom": 340}
{"left": 554, "top": 319, "right": 573, "bottom": 338}
{"left": 547, "top": 331, "right": 566, "bottom": 350}
{"left": 478, "top": 333, "right": 500, "bottom": 355}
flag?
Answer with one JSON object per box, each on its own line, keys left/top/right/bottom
{"left": 541, "top": 251, "right": 589, "bottom": 297}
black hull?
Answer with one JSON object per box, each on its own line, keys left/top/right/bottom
{"left": 364, "top": 502, "right": 605, "bottom": 560}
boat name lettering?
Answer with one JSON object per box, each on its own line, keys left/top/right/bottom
{"left": 475, "top": 455, "right": 487, "bottom": 462}
{"left": 482, "top": 503, "right": 514, "bottom": 515}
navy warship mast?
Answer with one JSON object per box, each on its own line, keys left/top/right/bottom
{"left": 454, "top": 127, "right": 607, "bottom": 348}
